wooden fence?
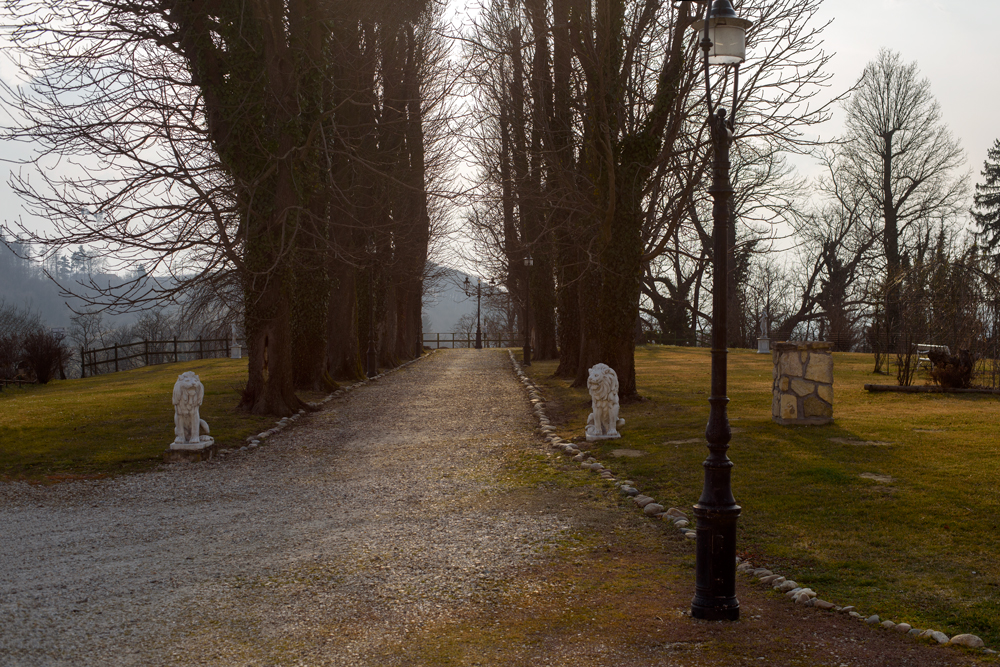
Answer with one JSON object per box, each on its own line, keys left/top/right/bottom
{"left": 80, "top": 337, "right": 236, "bottom": 378}
{"left": 421, "top": 333, "right": 519, "bottom": 349}
{"left": 0, "top": 378, "right": 35, "bottom": 389}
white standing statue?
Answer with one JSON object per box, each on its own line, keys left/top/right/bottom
{"left": 585, "top": 363, "right": 625, "bottom": 441}
{"left": 171, "top": 371, "right": 213, "bottom": 449}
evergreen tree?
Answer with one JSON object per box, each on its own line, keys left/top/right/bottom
{"left": 974, "top": 139, "right": 1000, "bottom": 253}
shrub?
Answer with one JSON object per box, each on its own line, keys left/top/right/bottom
{"left": 21, "top": 331, "right": 66, "bottom": 384}
{"left": 0, "top": 333, "right": 19, "bottom": 378}
{"left": 928, "top": 348, "right": 975, "bottom": 389}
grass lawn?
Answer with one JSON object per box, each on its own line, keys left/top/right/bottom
{"left": 0, "top": 358, "right": 288, "bottom": 481}
{"left": 526, "top": 345, "right": 1000, "bottom": 645}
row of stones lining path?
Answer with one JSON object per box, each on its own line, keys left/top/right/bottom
{"left": 0, "top": 348, "right": 989, "bottom": 666}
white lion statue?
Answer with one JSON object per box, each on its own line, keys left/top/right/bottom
{"left": 173, "top": 371, "right": 210, "bottom": 444}
{"left": 585, "top": 363, "right": 625, "bottom": 441}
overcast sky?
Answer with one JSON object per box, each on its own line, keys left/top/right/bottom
{"left": 788, "top": 0, "right": 1000, "bottom": 181}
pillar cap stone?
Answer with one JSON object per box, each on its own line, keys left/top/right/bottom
{"left": 772, "top": 341, "right": 832, "bottom": 352}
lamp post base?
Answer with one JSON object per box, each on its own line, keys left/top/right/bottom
{"left": 691, "top": 504, "right": 741, "bottom": 620}
{"left": 691, "top": 599, "right": 740, "bottom": 621}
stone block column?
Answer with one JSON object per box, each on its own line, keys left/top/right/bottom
{"left": 772, "top": 341, "right": 834, "bottom": 425}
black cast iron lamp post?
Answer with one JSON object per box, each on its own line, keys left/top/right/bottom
{"left": 523, "top": 253, "right": 533, "bottom": 366}
{"left": 688, "top": 0, "right": 752, "bottom": 622}
{"left": 464, "top": 276, "right": 484, "bottom": 350}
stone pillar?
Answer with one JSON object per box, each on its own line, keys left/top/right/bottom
{"left": 772, "top": 341, "right": 833, "bottom": 425}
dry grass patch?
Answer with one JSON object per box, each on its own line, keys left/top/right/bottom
{"left": 0, "top": 358, "right": 279, "bottom": 480}
{"left": 380, "top": 448, "right": 989, "bottom": 666}
{"left": 525, "top": 346, "right": 1000, "bottom": 647}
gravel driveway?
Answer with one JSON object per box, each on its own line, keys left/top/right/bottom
{"left": 1, "top": 349, "right": 987, "bottom": 666}
{"left": 1, "top": 349, "right": 567, "bottom": 666}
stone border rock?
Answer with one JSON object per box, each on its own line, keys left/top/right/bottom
{"left": 212, "top": 350, "right": 437, "bottom": 460}
{"left": 508, "top": 350, "right": 995, "bottom": 655}
{"left": 734, "top": 559, "right": 993, "bottom": 653}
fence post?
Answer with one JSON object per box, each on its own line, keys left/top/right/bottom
{"left": 174, "top": 337, "right": 178, "bottom": 363}
{"left": 114, "top": 344, "right": 119, "bottom": 373}
{"left": 80, "top": 346, "right": 86, "bottom": 378}
{"left": 144, "top": 340, "right": 149, "bottom": 367}
{"left": 436, "top": 333, "right": 440, "bottom": 349}
{"left": 198, "top": 336, "right": 203, "bottom": 360}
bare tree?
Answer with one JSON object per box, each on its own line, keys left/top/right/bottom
{"left": 454, "top": 313, "right": 477, "bottom": 348}
{"left": 68, "top": 310, "right": 107, "bottom": 351}
{"left": 833, "top": 49, "right": 967, "bottom": 350}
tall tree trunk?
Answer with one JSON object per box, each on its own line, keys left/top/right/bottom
{"left": 172, "top": 0, "right": 310, "bottom": 415}
{"left": 596, "top": 161, "right": 644, "bottom": 397}
{"left": 327, "top": 255, "right": 362, "bottom": 380}
{"left": 241, "top": 169, "right": 307, "bottom": 415}
{"left": 394, "top": 22, "right": 429, "bottom": 361}
{"left": 289, "top": 0, "right": 332, "bottom": 390}
{"left": 526, "top": 0, "right": 558, "bottom": 359}
{"left": 551, "top": 0, "right": 579, "bottom": 376}
{"left": 882, "top": 131, "right": 903, "bottom": 352}
{"left": 566, "top": 0, "right": 692, "bottom": 397}
{"left": 554, "top": 239, "right": 581, "bottom": 377}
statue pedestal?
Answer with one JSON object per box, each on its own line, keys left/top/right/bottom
{"left": 586, "top": 432, "right": 621, "bottom": 442}
{"left": 164, "top": 436, "right": 217, "bottom": 463}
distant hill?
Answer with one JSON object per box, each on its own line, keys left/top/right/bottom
{"left": 0, "top": 246, "right": 490, "bottom": 340}
{"left": 422, "top": 264, "right": 516, "bottom": 347}
{"left": 0, "top": 241, "right": 138, "bottom": 330}
{"left": 422, "top": 264, "right": 479, "bottom": 334}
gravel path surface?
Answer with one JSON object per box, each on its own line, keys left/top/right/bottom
{"left": 1, "top": 349, "right": 565, "bottom": 666}
{"left": 2, "top": 349, "right": 989, "bottom": 666}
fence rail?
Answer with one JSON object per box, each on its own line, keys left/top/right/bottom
{"left": 421, "top": 333, "right": 519, "bottom": 349}
{"left": 81, "top": 337, "right": 237, "bottom": 378}
{"left": 0, "top": 378, "right": 35, "bottom": 389}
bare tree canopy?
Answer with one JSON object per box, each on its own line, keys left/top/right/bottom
{"left": 0, "top": 0, "right": 444, "bottom": 415}
{"left": 830, "top": 49, "right": 967, "bottom": 348}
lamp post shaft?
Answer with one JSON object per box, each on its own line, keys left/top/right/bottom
{"left": 691, "top": 106, "right": 741, "bottom": 621}
{"left": 475, "top": 280, "right": 483, "bottom": 349}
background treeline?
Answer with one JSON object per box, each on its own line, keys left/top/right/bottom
{"left": 1, "top": 0, "right": 449, "bottom": 415}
